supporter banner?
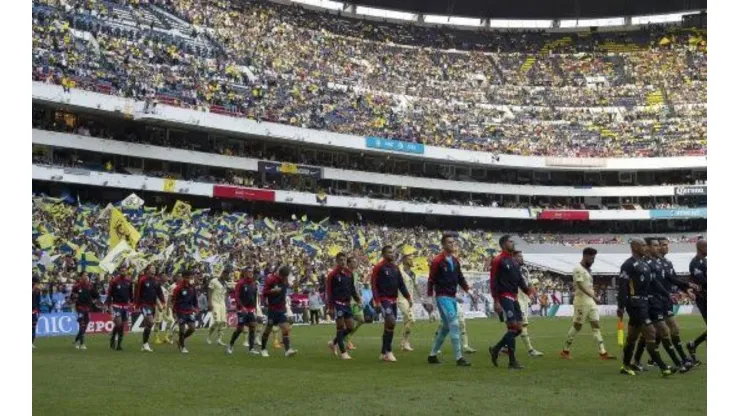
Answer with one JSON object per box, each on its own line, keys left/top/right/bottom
{"left": 649, "top": 208, "right": 707, "bottom": 219}
{"left": 365, "top": 136, "right": 425, "bottom": 155}
{"left": 213, "top": 185, "right": 275, "bottom": 202}
{"left": 537, "top": 210, "right": 590, "bottom": 221}
{"left": 258, "top": 161, "right": 322, "bottom": 179}
{"left": 545, "top": 157, "right": 606, "bottom": 168}
{"left": 674, "top": 185, "right": 707, "bottom": 197}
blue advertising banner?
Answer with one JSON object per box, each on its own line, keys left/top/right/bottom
{"left": 35, "top": 312, "right": 79, "bottom": 337}
{"left": 649, "top": 208, "right": 707, "bottom": 219}
{"left": 365, "top": 137, "right": 425, "bottom": 154}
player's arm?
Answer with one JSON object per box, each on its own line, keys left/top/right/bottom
{"left": 105, "top": 278, "right": 115, "bottom": 307}
{"left": 170, "top": 284, "right": 179, "bottom": 312}
{"left": 691, "top": 264, "right": 707, "bottom": 287}
{"left": 233, "top": 281, "right": 244, "bottom": 309}
{"left": 490, "top": 256, "right": 501, "bottom": 304}
{"left": 207, "top": 280, "right": 214, "bottom": 311}
{"left": 128, "top": 278, "right": 135, "bottom": 305}
{"left": 426, "top": 259, "right": 436, "bottom": 298}
{"left": 371, "top": 264, "right": 381, "bottom": 308}
{"left": 69, "top": 284, "right": 79, "bottom": 304}
{"left": 617, "top": 265, "right": 630, "bottom": 315}
{"left": 325, "top": 270, "right": 335, "bottom": 307}
{"left": 156, "top": 284, "right": 165, "bottom": 305}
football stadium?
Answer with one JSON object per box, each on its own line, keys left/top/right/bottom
{"left": 31, "top": 0, "right": 708, "bottom": 414}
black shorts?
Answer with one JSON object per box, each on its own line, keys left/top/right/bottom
{"left": 380, "top": 300, "right": 398, "bottom": 321}
{"left": 237, "top": 311, "right": 256, "bottom": 326}
{"left": 267, "top": 310, "right": 287, "bottom": 326}
{"left": 139, "top": 306, "right": 156, "bottom": 318}
{"left": 500, "top": 297, "right": 523, "bottom": 324}
{"left": 333, "top": 303, "right": 353, "bottom": 320}
{"left": 648, "top": 299, "right": 665, "bottom": 323}
{"left": 662, "top": 299, "right": 675, "bottom": 319}
{"left": 177, "top": 312, "right": 197, "bottom": 325}
{"left": 111, "top": 306, "right": 129, "bottom": 321}
{"left": 627, "top": 299, "right": 651, "bottom": 327}
{"left": 696, "top": 298, "right": 707, "bottom": 322}
{"left": 76, "top": 310, "right": 90, "bottom": 323}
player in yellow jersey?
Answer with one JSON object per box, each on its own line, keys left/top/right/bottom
{"left": 153, "top": 273, "right": 175, "bottom": 345}
{"left": 560, "top": 247, "right": 615, "bottom": 360}
{"left": 398, "top": 252, "right": 422, "bottom": 351}
{"left": 207, "top": 268, "right": 233, "bottom": 346}
{"left": 165, "top": 272, "right": 182, "bottom": 343}
{"left": 344, "top": 256, "right": 366, "bottom": 351}
{"left": 513, "top": 251, "right": 543, "bottom": 357}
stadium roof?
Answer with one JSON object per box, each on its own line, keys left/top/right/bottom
{"left": 525, "top": 253, "right": 695, "bottom": 276}
{"left": 345, "top": 0, "right": 706, "bottom": 19}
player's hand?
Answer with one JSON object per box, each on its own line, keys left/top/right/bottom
{"left": 423, "top": 302, "right": 433, "bottom": 313}
{"left": 494, "top": 302, "right": 502, "bottom": 315}
{"left": 616, "top": 308, "right": 624, "bottom": 319}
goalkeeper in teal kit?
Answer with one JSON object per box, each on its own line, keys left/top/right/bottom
{"left": 425, "top": 234, "right": 472, "bottom": 367}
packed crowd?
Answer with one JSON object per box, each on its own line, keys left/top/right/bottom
{"left": 519, "top": 233, "right": 704, "bottom": 246}
{"left": 32, "top": 0, "right": 706, "bottom": 157}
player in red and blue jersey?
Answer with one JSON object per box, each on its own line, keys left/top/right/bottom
{"left": 32, "top": 276, "right": 41, "bottom": 349}
{"left": 71, "top": 272, "right": 99, "bottom": 350}
{"left": 135, "top": 264, "right": 165, "bottom": 353}
{"left": 227, "top": 266, "right": 260, "bottom": 355}
{"left": 488, "top": 235, "right": 534, "bottom": 370}
{"left": 260, "top": 266, "right": 297, "bottom": 357}
{"left": 106, "top": 270, "right": 134, "bottom": 351}
{"left": 326, "top": 252, "right": 362, "bottom": 360}
{"left": 371, "top": 245, "right": 412, "bottom": 362}
{"left": 171, "top": 270, "right": 199, "bottom": 354}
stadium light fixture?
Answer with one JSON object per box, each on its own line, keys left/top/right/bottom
{"left": 291, "top": 0, "right": 344, "bottom": 11}
{"left": 355, "top": 6, "right": 416, "bottom": 21}
{"left": 425, "top": 15, "right": 484, "bottom": 27}
{"left": 488, "top": 19, "right": 553, "bottom": 29}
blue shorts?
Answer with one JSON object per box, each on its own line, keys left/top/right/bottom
{"left": 237, "top": 311, "right": 256, "bottom": 326}
{"left": 380, "top": 300, "right": 397, "bottom": 321}
{"left": 333, "top": 303, "right": 353, "bottom": 320}
{"left": 500, "top": 297, "right": 522, "bottom": 324}
{"left": 139, "top": 306, "right": 156, "bottom": 318}
{"left": 76, "top": 310, "right": 90, "bottom": 323}
{"left": 267, "top": 310, "right": 287, "bottom": 326}
{"left": 177, "top": 312, "right": 197, "bottom": 325}
{"left": 435, "top": 296, "right": 459, "bottom": 325}
{"left": 111, "top": 306, "right": 129, "bottom": 321}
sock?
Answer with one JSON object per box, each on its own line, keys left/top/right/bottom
{"left": 179, "top": 330, "right": 185, "bottom": 348}
{"left": 449, "top": 321, "right": 463, "bottom": 360}
{"left": 229, "top": 329, "right": 243, "bottom": 347}
{"left": 282, "top": 335, "right": 290, "bottom": 351}
{"left": 75, "top": 327, "right": 83, "bottom": 344}
{"left": 563, "top": 326, "right": 578, "bottom": 352}
{"left": 506, "top": 332, "right": 517, "bottom": 364}
{"left": 117, "top": 327, "right": 124, "bottom": 348}
{"left": 110, "top": 329, "right": 117, "bottom": 344}
{"left": 661, "top": 338, "right": 682, "bottom": 366}
{"left": 217, "top": 324, "right": 224, "bottom": 342}
{"left": 403, "top": 320, "right": 412, "bottom": 344}
{"left": 646, "top": 342, "right": 667, "bottom": 370}
{"left": 248, "top": 328, "right": 255, "bottom": 350}
{"left": 79, "top": 325, "right": 87, "bottom": 345}
{"left": 382, "top": 330, "right": 393, "bottom": 354}
{"left": 261, "top": 331, "right": 270, "bottom": 350}
{"left": 336, "top": 329, "right": 346, "bottom": 353}
{"left": 671, "top": 335, "right": 688, "bottom": 362}
{"left": 460, "top": 322, "right": 469, "bottom": 349}
{"left": 521, "top": 326, "right": 534, "bottom": 352}
{"left": 622, "top": 341, "right": 636, "bottom": 367}
{"left": 430, "top": 325, "right": 449, "bottom": 356}
{"left": 592, "top": 328, "right": 606, "bottom": 354}
{"left": 208, "top": 324, "right": 216, "bottom": 340}
{"left": 347, "top": 322, "right": 361, "bottom": 342}
{"left": 143, "top": 327, "right": 151, "bottom": 344}
{"left": 694, "top": 332, "right": 707, "bottom": 347}
{"left": 634, "top": 338, "right": 646, "bottom": 364}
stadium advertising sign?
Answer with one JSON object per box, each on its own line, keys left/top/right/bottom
{"left": 537, "top": 210, "right": 590, "bottom": 221}
{"left": 649, "top": 208, "right": 707, "bottom": 219}
{"left": 213, "top": 185, "right": 276, "bottom": 202}
{"left": 365, "top": 136, "right": 425, "bottom": 155}
{"left": 674, "top": 185, "right": 707, "bottom": 196}
{"left": 258, "top": 161, "right": 322, "bottom": 179}
{"left": 35, "top": 313, "right": 78, "bottom": 337}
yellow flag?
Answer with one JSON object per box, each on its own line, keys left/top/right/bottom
{"left": 163, "top": 178, "right": 176, "bottom": 193}
{"left": 109, "top": 208, "right": 141, "bottom": 249}
{"left": 36, "top": 234, "right": 56, "bottom": 250}
{"left": 617, "top": 318, "right": 625, "bottom": 347}
{"left": 172, "top": 200, "right": 192, "bottom": 219}
{"left": 328, "top": 245, "right": 342, "bottom": 257}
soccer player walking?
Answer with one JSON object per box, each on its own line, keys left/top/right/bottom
{"left": 617, "top": 239, "right": 673, "bottom": 377}
{"left": 426, "top": 234, "right": 472, "bottom": 367}
{"left": 488, "top": 235, "right": 534, "bottom": 370}
{"left": 106, "top": 268, "right": 134, "bottom": 351}
{"left": 171, "top": 270, "right": 199, "bottom": 354}
{"left": 399, "top": 252, "right": 422, "bottom": 352}
{"left": 153, "top": 272, "right": 174, "bottom": 345}
{"left": 135, "top": 264, "right": 165, "bottom": 352}
{"left": 687, "top": 239, "right": 707, "bottom": 364}
{"left": 71, "top": 272, "right": 99, "bottom": 350}
{"left": 513, "top": 251, "right": 543, "bottom": 357}
{"left": 227, "top": 266, "right": 260, "bottom": 355}
{"left": 261, "top": 266, "right": 298, "bottom": 357}
{"left": 326, "top": 253, "right": 362, "bottom": 360}
{"left": 207, "top": 268, "right": 232, "bottom": 346}
{"left": 344, "top": 256, "right": 365, "bottom": 350}
{"left": 371, "top": 245, "right": 412, "bottom": 362}
{"left": 560, "top": 248, "right": 615, "bottom": 360}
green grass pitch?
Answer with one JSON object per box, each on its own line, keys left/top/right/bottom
{"left": 32, "top": 316, "right": 706, "bottom": 415}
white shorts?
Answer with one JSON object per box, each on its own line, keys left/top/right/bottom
{"left": 573, "top": 304, "right": 599, "bottom": 325}
{"left": 398, "top": 298, "right": 415, "bottom": 323}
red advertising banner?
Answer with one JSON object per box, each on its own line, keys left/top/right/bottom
{"left": 537, "top": 210, "right": 590, "bottom": 221}
{"left": 213, "top": 185, "right": 275, "bottom": 202}
{"left": 86, "top": 312, "right": 129, "bottom": 334}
